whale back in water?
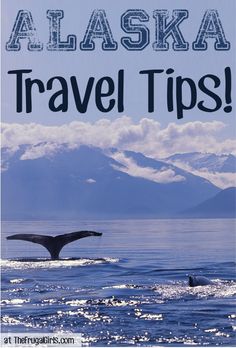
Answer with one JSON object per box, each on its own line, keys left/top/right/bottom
{"left": 189, "top": 275, "right": 213, "bottom": 287}
{"left": 7, "top": 231, "right": 102, "bottom": 260}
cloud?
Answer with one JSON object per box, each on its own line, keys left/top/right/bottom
{"left": 197, "top": 171, "right": 236, "bottom": 189}
{"left": 111, "top": 151, "right": 185, "bottom": 184}
{"left": 2, "top": 117, "right": 235, "bottom": 162}
{"left": 20, "top": 142, "right": 62, "bottom": 160}
{"left": 85, "top": 178, "right": 96, "bottom": 184}
{"left": 167, "top": 160, "right": 236, "bottom": 189}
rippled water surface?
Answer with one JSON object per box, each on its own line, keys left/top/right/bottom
{"left": 1, "top": 219, "right": 236, "bottom": 346}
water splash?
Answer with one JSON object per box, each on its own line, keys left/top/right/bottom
{"left": 1, "top": 257, "right": 119, "bottom": 269}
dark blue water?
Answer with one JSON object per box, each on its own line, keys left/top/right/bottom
{"left": 1, "top": 219, "right": 236, "bottom": 346}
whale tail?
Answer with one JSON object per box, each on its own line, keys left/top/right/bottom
{"left": 7, "top": 231, "right": 102, "bottom": 260}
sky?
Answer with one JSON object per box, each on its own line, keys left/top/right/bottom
{"left": 1, "top": 0, "right": 236, "bottom": 233}
{"left": 1, "top": 0, "right": 236, "bottom": 192}
{"left": 1, "top": 0, "right": 236, "bottom": 146}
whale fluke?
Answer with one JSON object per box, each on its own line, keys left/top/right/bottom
{"left": 189, "top": 275, "right": 213, "bottom": 287}
{"left": 7, "top": 231, "right": 102, "bottom": 260}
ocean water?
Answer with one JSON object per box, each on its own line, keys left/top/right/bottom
{"left": 1, "top": 219, "right": 236, "bottom": 346}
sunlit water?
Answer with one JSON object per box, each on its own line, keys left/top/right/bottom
{"left": 1, "top": 219, "right": 236, "bottom": 346}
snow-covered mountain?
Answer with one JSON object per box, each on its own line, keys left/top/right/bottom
{"left": 164, "top": 152, "right": 236, "bottom": 189}
{"left": 165, "top": 152, "right": 236, "bottom": 172}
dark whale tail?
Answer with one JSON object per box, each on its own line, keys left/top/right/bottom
{"left": 7, "top": 231, "right": 102, "bottom": 260}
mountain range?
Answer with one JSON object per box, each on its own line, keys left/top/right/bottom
{"left": 1, "top": 145, "right": 235, "bottom": 219}
{"left": 183, "top": 187, "right": 236, "bottom": 218}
